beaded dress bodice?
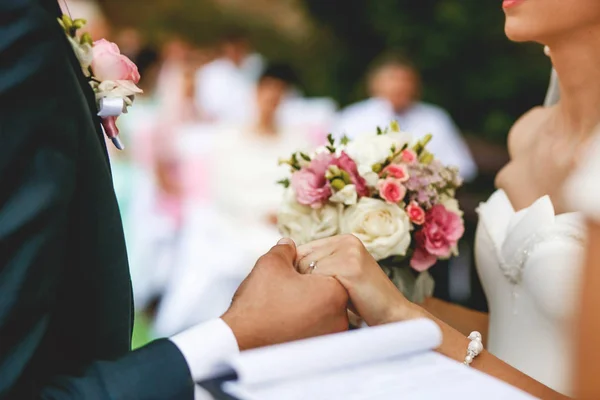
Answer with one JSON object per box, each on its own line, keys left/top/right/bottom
{"left": 475, "top": 190, "right": 585, "bottom": 395}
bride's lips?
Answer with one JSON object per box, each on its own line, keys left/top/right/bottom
{"left": 503, "top": 0, "right": 526, "bottom": 9}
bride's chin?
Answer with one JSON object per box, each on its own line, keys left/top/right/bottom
{"left": 504, "top": 22, "right": 536, "bottom": 42}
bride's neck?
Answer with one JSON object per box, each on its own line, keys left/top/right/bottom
{"left": 549, "top": 27, "right": 600, "bottom": 136}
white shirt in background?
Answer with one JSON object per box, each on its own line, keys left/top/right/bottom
{"left": 195, "top": 54, "right": 264, "bottom": 124}
{"left": 333, "top": 98, "right": 478, "bottom": 181}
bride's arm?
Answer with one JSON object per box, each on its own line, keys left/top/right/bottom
{"left": 575, "top": 221, "right": 600, "bottom": 399}
{"left": 421, "top": 297, "right": 488, "bottom": 343}
{"left": 399, "top": 302, "right": 566, "bottom": 399}
{"left": 297, "top": 235, "right": 568, "bottom": 400}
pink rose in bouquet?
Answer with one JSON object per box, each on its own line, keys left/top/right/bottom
{"left": 411, "top": 205, "right": 464, "bottom": 271}
{"left": 410, "top": 230, "right": 438, "bottom": 272}
{"left": 377, "top": 178, "right": 406, "bottom": 204}
{"left": 382, "top": 164, "right": 409, "bottom": 182}
{"left": 422, "top": 205, "right": 464, "bottom": 257}
{"left": 92, "top": 39, "right": 140, "bottom": 83}
{"left": 334, "top": 152, "right": 369, "bottom": 197}
{"left": 400, "top": 149, "right": 418, "bottom": 163}
{"left": 291, "top": 153, "right": 334, "bottom": 208}
{"left": 405, "top": 201, "right": 426, "bottom": 225}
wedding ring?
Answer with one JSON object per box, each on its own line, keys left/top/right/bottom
{"left": 308, "top": 261, "right": 317, "bottom": 273}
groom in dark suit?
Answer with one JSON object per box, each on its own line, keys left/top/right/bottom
{"left": 0, "top": 1, "right": 349, "bottom": 398}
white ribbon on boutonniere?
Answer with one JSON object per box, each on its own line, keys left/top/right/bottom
{"left": 58, "top": 15, "right": 143, "bottom": 150}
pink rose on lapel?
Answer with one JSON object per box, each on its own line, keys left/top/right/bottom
{"left": 91, "top": 39, "right": 140, "bottom": 83}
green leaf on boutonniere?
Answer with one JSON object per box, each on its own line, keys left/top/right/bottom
{"left": 376, "top": 126, "right": 384, "bottom": 135}
{"left": 81, "top": 32, "right": 93, "bottom": 46}
{"left": 73, "top": 18, "right": 87, "bottom": 30}
{"left": 340, "top": 135, "right": 350, "bottom": 146}
{"left": 326, "top": 145, "right": 336, "bottom": 153}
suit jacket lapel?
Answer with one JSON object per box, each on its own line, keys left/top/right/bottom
{"left": 41, "top": 0, "right": 111, "bottom": 162}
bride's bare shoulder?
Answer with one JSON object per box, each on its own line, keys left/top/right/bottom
{"left": 507, "top": 106, "right": 551, "bottom": 157}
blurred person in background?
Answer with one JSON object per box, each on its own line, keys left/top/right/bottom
{"left": 152, "top": 63, "right": 312, "bottom": 337}
{"left": 116, "top": 27, "right": 143, "bottom": 60}
{"left": 210, "top": 63, "right": 310, "bottom": 236}
{"left": 195, "top": 30, "right": 265, "bottom": 124}
{"left": 116, "top": 41, "right": 209, "bottom": 320}
{"left": 155, "top": 35, "right": 195, "bottom": 122}
{"left": 334, "top": 54, "right": 477, "bottom": 182}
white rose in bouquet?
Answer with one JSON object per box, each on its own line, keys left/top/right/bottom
{"left": 341, "top": 197, "right": 411, "bottom": 261}
{"left": 345, "top": 131, "right": 412, "bottom": 175}
{"left": 278, "top": 189, "right": 340, "bottom": 245}
{"left": 439, "top": 194, "right": 464, "bottom": 217}
{"left": 329, "top": 184, "right": 358, "bottom": 206}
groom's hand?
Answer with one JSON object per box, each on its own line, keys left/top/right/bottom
{"left": 221, "top": 238, "right": 349, "bottom": 350}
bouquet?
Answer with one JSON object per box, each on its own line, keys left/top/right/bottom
{"left": 277, "top": 122, "right": 465, "bottom": 302}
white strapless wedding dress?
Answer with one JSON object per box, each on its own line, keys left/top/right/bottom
{"left": 475, "top": 189, "right": 586, "bottom": 395}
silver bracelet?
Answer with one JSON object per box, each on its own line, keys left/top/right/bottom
{"left": 463, "top": 331, "right": 483, "bottom": 366}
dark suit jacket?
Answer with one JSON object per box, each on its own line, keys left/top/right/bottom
{"left": 0, "top": 1, "right": 194, "bottom": 398}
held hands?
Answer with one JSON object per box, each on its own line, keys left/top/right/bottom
{"left": 222, "top": 238, "right": 349, "bottom": 351}
{"left": 296, "top": 235, "right": 423, "bottom": 327}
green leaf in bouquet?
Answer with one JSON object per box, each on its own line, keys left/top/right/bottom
{"left": 413, "top": 133, "right": 433, "bottom": 155}
{"left": 277, "top": 178, "right": 291, "bottom": 188}
{"left": 331, "top": 178, "right": 346, "bottom": 191}
{"left": 299, "top": 152, "right": 311, "bottom": 162}
{"left": 325, "top": 165, "right": 341, "bottom": 180}
{"left": 421, "top": 133, "right": 433, "bottom": 147}
{"left": 326, "top": 145, "right": 336, "bottom": 153}
{"left": 379, "top": 256, "right": 435, "bottom": 304}
{"left": 327, "top": 133, "right": 335, "bottom": 146}
{"left": 372, "top": 163, "right": 383, "bottom": 173}
{"left": 340, "top": 135, "right": 350, "bottom": 146}
{"left": 340, "top": 170, "right": 351, "bottom": 184}
{"left": 376, "top": 126, "right": 384, "bottom": 135}
{"left": 419, "top": 151, "right": 434, "bottom": 165}
{"left": 290, "top": 153, "right": 301, "bottom": 170}
{"left": 390, "top": 120, "right": 400, "bottom": 132}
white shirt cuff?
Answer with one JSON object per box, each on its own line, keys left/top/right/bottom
{"left": 170, "top": 318, "right": 239, "bottom": 382}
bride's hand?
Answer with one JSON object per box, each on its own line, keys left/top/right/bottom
{"left": 296, "top": 235, "right": 424, "bottom": 326}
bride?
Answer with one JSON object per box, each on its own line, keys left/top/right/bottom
{"left": 295, "top": 0, "right": 600, "bottom": 398}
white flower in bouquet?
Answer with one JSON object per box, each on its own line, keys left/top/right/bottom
{"left": 345, "top": 130, "right": 411, "bottom": 172}
{"left": 278, "top": 189, "right": 340, "bottom": 245}
{"left": 329, "top": 184, "right": 358, "bottom": 206}
{"left": 439, "top": 194, "right": 464, "bottom": 217}
{"left": 340, "top": 197, "right": 411, "bottom": 261}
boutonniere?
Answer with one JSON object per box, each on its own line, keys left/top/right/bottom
{"left": 58, "top": 15, "right": 143, "bottom": 150}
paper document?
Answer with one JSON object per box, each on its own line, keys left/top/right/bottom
{"left": 219, "top": 319, "right": 537, "bottom": 400}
